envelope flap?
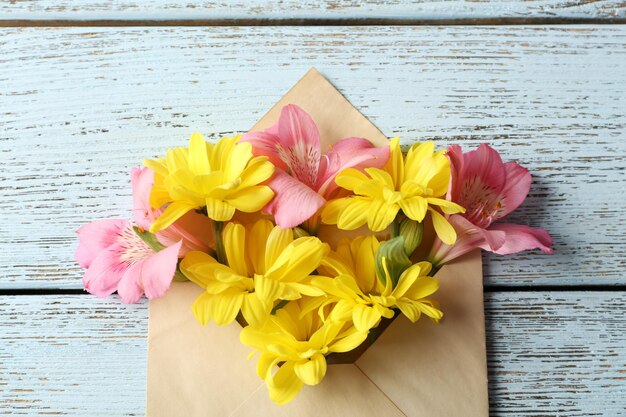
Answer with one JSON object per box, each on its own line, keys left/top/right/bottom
{"left": 356, "top": 250, "right": 489, "bottom": 417}
{"left": 250, "top": 68, "right": 389, "bottom": 148}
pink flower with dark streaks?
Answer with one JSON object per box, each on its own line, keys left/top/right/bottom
{"left": 429, "top": 144, "right": 553, "bottom": 266}
{"left": 241, "top": 104, "right": 389, "bottom": 229}
{"left": 75, "top": 219, "right": 181, "bottom": 303}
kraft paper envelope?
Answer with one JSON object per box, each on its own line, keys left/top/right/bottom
{"left": 147, "top": 68, "right": 489, "bottom": 417}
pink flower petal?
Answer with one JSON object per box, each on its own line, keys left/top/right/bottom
{"left": 316, "top": 137, "right": 390, "bottom": 196}
{"left": 462, "top": 144, "right": 507, "bottom": 194}
{"left": 489, "top": 223, "right": 554, "bottom": 255}
{"left": 116, "top": 261, "right": 144, "bottom": 304}
{"left": 275, "top": 104, "right": 321, "bottom": 187}
{"left": 430, "top": 214, "right": 507, "bottom": 265}
{"left": 131, "top": 167, "right": 155, "bottom": 230}
{"left": 451, "top": 215, "right": 507, "bottom": 252}
{"left": 277, "top": 104, "right": 320, "bottom": 150}
{"left": 82, "top": 244, "right": 127, "bottom": 297}
{"left": 264, "top": 169, "right": 326, "bottom": 229}
{"left": 498, "top": 162, "right": 532, "bottom": 219}
{"left": 446, "top": 144, "right": 464, "bottom": 202}
{"left": 139, "top": 240, "right": 182, "bottom": 299}
{"left": 74, "top": 219, "right": 128, "bottom": 268}
{"left": 240, "top": 130, "right": 288, "bottom": 171}
{"left": 156, "top": 210, "right": 214, "bottom": 257}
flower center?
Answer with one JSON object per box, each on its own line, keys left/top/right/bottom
{"left": 277, "top": 142, "right": 320, "bottom": 189}
{"left": 460, "top": 177, "right": 504, "bottom": 228}
{"left": 117, "top": 225, "right": 154, "bottom": 264}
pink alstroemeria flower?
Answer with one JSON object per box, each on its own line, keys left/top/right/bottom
{"left": 241, "top": 104, "right": 390, "bottom": 229}
{"left": 132, "top": 167, "right": 213, "bottom": 257}
{"left": 75, "top": 219, "right": 182, "bottom": 303}
{"left": 429, "top": 143, "right": 553, "bottom": 266}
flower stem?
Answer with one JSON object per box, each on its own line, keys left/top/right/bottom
{"left": 213, "top": 221, "right": 227, "bottom": 264}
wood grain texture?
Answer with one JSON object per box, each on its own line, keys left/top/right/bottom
{"left": 0, "top": 292, "right": 624, "bottom": 416}
{"left": 1, "top": 26, "right": 625, "bottom": 289}
{"left": 0, "top": 0, "right": 625, "bottom": 21}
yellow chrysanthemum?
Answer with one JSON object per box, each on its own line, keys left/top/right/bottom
{"left": 144, "top": 133, "right": 275, "bottom": 233}
{"left": 240, "top": 299, "right": 367, "bottom": 405}
{"left": 321, "top": 138, "right": 465, "bottom": 245}
{"left": 311, "top": 235, "right": 443, "bottom": 332}
{"left": 180, "top": 219, "right": 328, "bottom": 327}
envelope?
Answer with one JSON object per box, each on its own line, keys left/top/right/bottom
{"left": 146, "top": 68, "right": 489, "bottom": 417}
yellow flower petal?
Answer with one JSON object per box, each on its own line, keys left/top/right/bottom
{"left": 327, "top": 299, "right": 355, "bottom": 322}
{"left": 352, "top": 304, "right": 382, "bottom": 332}
{"left": 428, "top": 153, "right": 452, "bottom": 197}
{"left": 254, "top": 274, "right": 282, "bottom": 306}
{"left": 149, "top": 200, "right": 197, "bottom": 233}
{"left": 165, "top": 147, "right": 189, "bottom": 172}
{"left": 188, "top": 132, "right": 210, "bottom": 175}
{"left": 392, "top": 264, "right": 423, "bottom": 298}
{"left": 327, "top": 330, "right": 368, "bottom": 353}
{"left": 148, "top": 184, "right": 171, "bottom": 208}
{"left": 384, "top": 137, "right": 404, "bottom": 186}
{"left": 205, "top": 197, "right": 236, "bottom": 221}
{"left": 354, "top": 179, "right": 385, "bottom": 199}
{"left": 366, "top": 198, "right": 399, "bottom": 232}
{"left": 143, "top": 157, "right": 168, "bottom": 178}
{"left": 426, "top": 197, "right": 465, "bottom": 214}
{"left": 266, "top": 361, "right": 304, "bottom": 405}
{"left": 224, "top": 140, "right": 253, "bottom": 181}
{"left": 320, "top": 198, "right": 349, "bottom": 225}
{"left": 403, "top": 276, "right": 439, "bottom": 301}
{"left": 294, "top": 353, "right": 327, "bottom": 386}
{"left": 225, "top": 185, "right": 274, "bottom": 213}
{"left": 191, "top": 292, "right": 214, "bottom": 325}
{"left": 180, "top": 251, "right": 219, "bottom": 287}
{"left": 429, "top": 208, "right": 457, "bottom": 245}
{"left": 265, "top": 237, "right": 327, "bottom": 282}
{"left": 247, "top": 219, "right": 273, "bottom": 274}
{"left": 336, "top": 198, "right": 372, "bottom": 230}
{"left": 241, "top": 293, "right": 271, "bottom": 327}
{"left": 264, "top": 225, "right": 294, "bottom": 268}
{"left": 239, "top": 157, "right": 274, "bottom": 188}
{"left": 223, "top": 222, "right": 250, "bottom": 276}
{"left": 335, "top": 168, "right": 369, "bottom": 191}
{"left": 256, "top": 352, "right": 279, "bottom": 380}
{"left": 418, "top": 300, "right": 444, "bottom": 321}
{"left": 399, "top": 196, "right": 428, "bottom": 222}
{"left": 404, "top": 142, "right": 435, "bottom": 183}
{"left": 206, "top": 288, "right": 245, "bottom": 325}
{"left": 209, "top": 136, "right": 237, "bottom": 172}
{"left": 364, "top": 167, "right": 395, "bottom": 189}
{"left": 395, "top": 300, "right": 422, "bottom": 322}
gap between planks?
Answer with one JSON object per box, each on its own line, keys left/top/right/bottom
{"left": 1, "top": 17, "right": 626, "bottom": 27}
{"left": 1, "top": 285, "right": 625, "bottom": 296}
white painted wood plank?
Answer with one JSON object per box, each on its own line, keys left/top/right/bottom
{"left": 1, "top": 27, "right": 625, "bottom": 288}
{"left": 0, "top": 292, "right": 624, "bottom": 416}
{"left": 0, "top": 0, "right": 624, "bottom": 20}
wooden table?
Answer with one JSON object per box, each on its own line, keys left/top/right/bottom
{"left": 1, "top": 2, "right": 625, "bottom": 416}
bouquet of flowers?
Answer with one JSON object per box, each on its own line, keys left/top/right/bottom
{"left": 75, "top": 104, "right": 553, "bottom": 405}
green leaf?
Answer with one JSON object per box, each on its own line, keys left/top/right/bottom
{"left": 375, "top": 236, "right": 412, "bottom": 288}
{"left": 399, "top": 218, "right": 423, "bottom": 256}
{"left": 133, "top": 226, "right": 165, "bottom": 252}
